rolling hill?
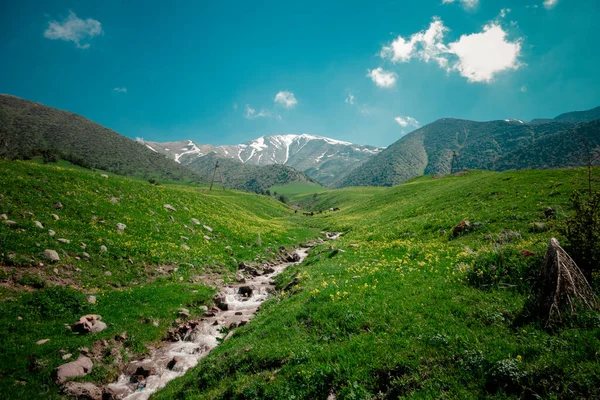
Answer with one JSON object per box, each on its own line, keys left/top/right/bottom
{"left": 0, "top": 95, "right": 203, "bottom": 183}
{"left": 337, "top": 109, "right": 600, "bottom": 188}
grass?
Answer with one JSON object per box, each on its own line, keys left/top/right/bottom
{"left": 155, "top": 168, "right": 600, "bottom": 399}
{"left": 270, "top": 182, "right": 327, "bottom": 197}
{"left": 0, "top": 159, "right": 321, "bottom": 399}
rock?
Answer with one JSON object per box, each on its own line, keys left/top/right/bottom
{"left": 53, "top": 202, "right": 63, "bottom": 210}
{"left": 103, "top": 385, "right": 131, "bottom": 400}
{"left": 51, "top": 214, "right": 60, "bottom": 220}
{"left": 43, "top": 249, "right": 60, "bottom": 261}
{"left": 82, "top": 252, "right": 90, "bottom": 259}
{"left": 3, "top": 220, "right": 16, "bottom": 226}
{"left": 203, "top": 235, "right": 211, "bottom": 240}
{"left": 452, "top": 220, "right": 471, "bottom": 237}
{"left": 225, "top": 245, "right": 232, "bottom": 250}
{"left": 48, "top": 229, "right": 56, "bottom": 237}
{"left": 544, "top": 207, "right": 556, "bottom": 218}
{"left": 284, "top": 253, "right": 301, "bottom": 262}
{"left": 348, "top": 244, "right": 359, "bottom": 248}
{"left": 181, "top": 236, "right": 189, "bottom": 241}
{"left": 115, "top": 332, "right": 128, "bottom": 342}
{"left": 116, "top": 223, "right": 126, "bottom": 233}
{"left": 54, "top": 268, "right": 59, "bottom": 274}
{"left": 473, "top": 222, "right": 484, "bottom": 227}
{"left": 124, "top": 360, "right": 159, "bottom": 379}
{"left": 34, "top": 221, "right": 44, "bottom": 229}
{"left": 100, "top": 174, "right": 109, "bottom": 178}
{"left": 163, "top": 204, "right": 177, "bottom": 212}
{"left": 238, "top": 286, "right": 253, "bottom": 296}
{"left": 57, "top": 238, "right": 71, "bottom": 244}
{"left": 203, "top": 225, "right": 213, "bottom": 232}
{"left": 109, "top": 197, "right": 119, "bottom": 204}
{"left": 169, "top": 215, "right": 175, "bottom": 222}
{"left": 86, "top": 295, "right": 97, "bottom": 304}
{"left": 36, "top": 339, "right": 50, "bottom": 345}
{"left": 181, "top": 244, "right": 190, "bottom": 250}
{"left": 17, "top": 316, "right": 22, "bottom": 320}
{"left": 191, "top": 218, "right": 201, "bottom": 225}
{"left": 100, "top": 245, "right": 107, "bottom": 252}
{"left": 104, "top": 271, "right": 112, "bottom": 277}
{"left": 235, "top": 273, "right": 245, "bottom": 283}
{"left": 214, "top": 292, "right": 228, "bottom": 310}
{"left": 63, "top": 381, "right": 102, "bottom": 400}
{"left": 167, "top": 356, "right": 184, "bottom": 371}
{"left": 0, "top": 213, "right": 7, "bottom": 220}
{"left": 72, "top": 315, "right": 107, "bottom": 334}
{"left": 80, "top": 242, "right": 87, "bottom": 249}
{"left": 152, "top": 320, "right": 159, "bottom": 327}
{"left": 53, "top": 355, "right": 93, "bottom": 384}
{"left": 198, "top": 305, "right": 208, "bottom": 312}
{"left": 178, "top": 308, "right": 190, "bottom": 318}
{"left": 62, "top": 353, "right": 72, "bottom": 360}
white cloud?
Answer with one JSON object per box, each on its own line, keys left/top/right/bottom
{"left": 245, "top": 104, "right": 271, "bottom": 119}
{"left": 345, "top": 93, "right": 355, "bottom": 105}
{"left": 113, "top": 87, "right": 127, "bottom": 93}
{"left": 379, "top": 18, "right": 522, "bottom": 83}
{"left": 499, "top": 8, "right": 511, "bottom": 18}
{"left": 274, "top": 91, "right": 298, "bottom": 108}
{"left": 543, "top": 0, "right": 558, "bottom": 9}
{"left": 442, "top": 0, "right": 479, "bottom": 9}
{"left": 394, "top": 116, "right": 420, "bottom": 128}
{"left": 366, "top": 67, "right": 397, "bottom": 88}
{"left": 44, "top": 11, "right": 103, "bottom": 49}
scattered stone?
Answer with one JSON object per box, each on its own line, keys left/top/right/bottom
{"left": 0, "top": 213, "right": 7, "bottom": 220}
{"left": 86, "top": 295, "right": 97, "bottom": 304}
{"left": 203, "top": 235, "right": 211, "bottom": 240}
{"left": 124, "top": 360, "right": 159, "bottom": 379}
{"left": 452, "top": 220, "right": 471, "bottom": 237}
{"left": 53, "top": 202, "right": 63, "bottom": 210}
{"left": 101, "top": 174, "right": 109, "bottom": 178}
{"left": 36, "top": 339, "right": 50, "bottom": 345}
{"left": 100, "top": 245, "right": 107, "bottom": 252}
{"left": 17, "top": 316, "right": 23, "bottom": 321}
{"left": 53, "top": 355, "right": 93, "bottom": 384}
{"left": 57, "top": 238, "right": 70, "bottom": 244}
{"left": 116, "top": 223, "right": 126, "bottom": 233}
{"left": 349, "top": 244, "right": 359, "bottom": 248}
{"left": 178, "top": 308, "right": 190, "bottom": 318}
{"left": 284, "top": 253, "right": 301, "bottom": 262}
{"left": 82, "top": 252, "right": 90, "bottom": 259}
{"left": 63, "top": 381, "right": 102, "bottom": 400}
{"left": 72, "top": 315, "right": 107, "bottom": 334}
{"left": 152, "top": 320, "right": 159, "bottom": 327}
{"left": 164, "top": 204, "right": 177, "bottom": 212}
{"left": 81, "top": 242, "right": 87, "bottom": 249}
{"left": 76, "top": 255, "right": 82, "bottom": 260}
{"left": 48, "top": 229, "right": 55, "bottom": 237}
{"left": 214, "top": 292, "right": 228, "bottom": 310}
{"left": 34, "top": 221, "right": 44, "bottom": 229}
{"left": 502, "top": 230, "right": 522, "bottom": 239}
{"left": 62, "top": 353, "right": 72, "bottom": 360}
{"left": 181, "top": 244, "right": 190, "bottom": 251}
{"left": 51, "top": 214, "right": 60, "bottom": 220}
{"left": 473, "top": 222, "right": 485, "bottom": 227}
{"left": 191, "top": 218, "right": 201, "bottom": 225}
{"left": 169, "top": 215, "right": 175, "bottom": 223}
{"left": 203, "top": 225, "right": 213, "bottom": 232}
{"left": 54, "top": 268, "right": 59, "bottom": 274}
{"left": 43, "top": 249, "right": 60, "bottom": 261}
{"left": 181, "top": 236, "right": 189, "bottom": 241}
{"left": 104, "top": 271, "right": 112, "bottom": 277}
{"left": 115, "top": 332, "right": 128, "bottom": 342}
{"left": 3, "top": 220, "right": 16, "bottom": 226}
{"left": 109, "top": 197, "right": 119, "bottom": 204}
{"left": 544, "top": 207, "right": 556, "bottom": 218}
{"left": 238, "top": 286, "right": 253, "bottom": 296}
{"left": 198, "top": 305, "right": 208, "bottom": 312}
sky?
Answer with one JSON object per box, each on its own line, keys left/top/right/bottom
{"left": 1, "top": 0, "right": 599, "bottom": 147}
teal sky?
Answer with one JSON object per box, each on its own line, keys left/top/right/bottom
{"left": 1, "top": 0, "right": 599, "bottom": 147}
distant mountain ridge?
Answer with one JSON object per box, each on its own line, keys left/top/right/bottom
{"left": 337, "top": 105, "right": 600, "bottom": 188}
{"left": 0, "top": 95, "right": 203, "bottom": 183}
{"left": 144, "top": 134, "right": 383, "bottom": 187}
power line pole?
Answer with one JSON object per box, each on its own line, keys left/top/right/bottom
{"left": 209, "top": 160, "right": 225, "bottom": 191}
{"left": 450, "top": 151, "right": 461, "bottom": 174}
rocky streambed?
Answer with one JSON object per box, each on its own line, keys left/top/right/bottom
{"left": 99, "top": 235, "right": 340, "bottom": 400}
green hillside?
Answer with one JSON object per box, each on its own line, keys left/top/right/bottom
{"left": 337, "top": 117, "right": 600, "bottom": 188}
{"left": 156, "top": 167, "right": 600, "bottom": 399}
{"left": 0, "top": 159, "right": 320, "bottom": 399}
{"left": 0, "top": 95, "right": 203, "bottom": 183}
{"left": 186, "top": 152, "right": 315, "bottom": 193}
{"left": 554, "top": 106, "right": 600, "bottom": 122}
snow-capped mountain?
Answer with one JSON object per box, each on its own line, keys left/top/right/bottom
{"left": 144, "top": 134, "right": 384, "bottom": 186}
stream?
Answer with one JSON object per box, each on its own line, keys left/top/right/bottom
{"left": 106, "top": 234, "right": 340, "bottom": 399}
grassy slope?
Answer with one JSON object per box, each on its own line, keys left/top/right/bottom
{"left": 0, "top": 159, "right": 320, "bottom": 399}
{"left": 269, "top": 182, "right": 327, "bottom": 197}
{"left": 157, "top": 169, "right": 600, "bottom": 399}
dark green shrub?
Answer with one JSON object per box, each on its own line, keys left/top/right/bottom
{"left": 17, "top": 274, "right": 46, "bottom": 288}
{"left": 561, "top": 190, "right": 600, "bottom": 282}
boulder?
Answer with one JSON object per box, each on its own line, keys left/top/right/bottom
{"left": 48, "top": 229, "right": 56, "bottom": 237}
{"left": 3, "top": 220, "right": 16, "bottom": 226}
{"left": 86, "top": 295, "right": 97, "bottom": 304}
{"left": 53, "top": 355, "right": 93, "bottom": 384}
{"left": 203, "top": 235, "right": 211, "bottom": 240}
{"left": 452, "top": 220, "right": 471, "bottom": 237}
{"left": 72, "top": 315, "right": 107, "bottom": 334}
{"left": 213, "top": 292, "right": 228, "bottom": 310}
{"left": 109, "top": 197, "right": 119, "bottom": 204}
{"left": 100, "top": 174, "right": 109, "bottom": 178}
{"left": 203, "top": 225, "right": 213, "bottom": 232}
{"left": 238, "top": 286, "right": 253, "bottom": 296}
{"left": 34, "top": 221, "right": 44, "bottom": 229}
{"left": 181, "top": 244, "right": 190, "bottom": 251}
{"left": 116, "top": 223, "right": 126, "bottom": 233}
{"left": 43, "top": 249, "right": 60, "bottom": 262}
{"left": 57, "top": 238, "right": 71, "bottom": 244}
{"left": 100, "top": 245, "right": 107, "bottom": 252}
{"left": 284, "top": 252, "right": 301, "bottom": 262}
{"left": 36, "top": 339, "right": 50, "bottom": 345}
{"left": 191, "top": 218, "right": 201, "bottom": 225}
{"left": 103, "top": 385, "right": 131, "bottom": 400}
{"left": 163, "top": 204, "right": 177, "bottom": 212}
{"left": 124, "top": 360, "right": 159, "bottom": 378}
{"left": 83, "top": 252, "right": 90, "bottom": 259}
{"left": 53, "top": 202, "right": 63, "bottom": 209}
{"left": 63, "top": 382, "right": 102, "bottom": 400}
{"left": 0, "top": 213, "right": 7, "bottom": 220}
{"left": 51, "top": 214, "right": 60, "bottom": 220}
{"left": 178, "top": 308, "right": 190, "bottom": 318}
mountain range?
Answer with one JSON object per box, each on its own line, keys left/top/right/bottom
{"left": 144, "top": 135, "right": 382, "bottom": 187}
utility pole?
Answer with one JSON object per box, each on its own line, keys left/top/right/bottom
{"left": 209, "top": 160, "right": 225, "bottom": 191}
{"left": 450, "top": 151, "right": 461, "bottom": 174}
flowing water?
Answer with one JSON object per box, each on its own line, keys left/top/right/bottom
{"left": 106, "top": 246, "right": 316, "bottom": 399}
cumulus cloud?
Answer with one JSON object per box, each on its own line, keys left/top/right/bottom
{"left": 442, "top": 0, "right": 479, "bottom": 9}
{"left": 379, "top": 18, "right": 522, "bottom": 83}
{"left": 274, "top": 91, "right": 298, "bottom": 108}
{"left": 345, "top": 93, "right": 356, "bottom": 105}
{"left": 366, "top": 67, "right": 397, "bottom": 88}
{"left": 113, "top": 87, "right": 127, "bottom": 93}
{"left": 394, "top": 116, "right": 420, "bottom": 128}
{"left": 543, "top": 0, "right": 558, "bottom": 9}
{"left": 44, "top": 11, "right": 103, "bottom": 49}
{"left": 245, "top": 104, "right": 271, "bottom": 119}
